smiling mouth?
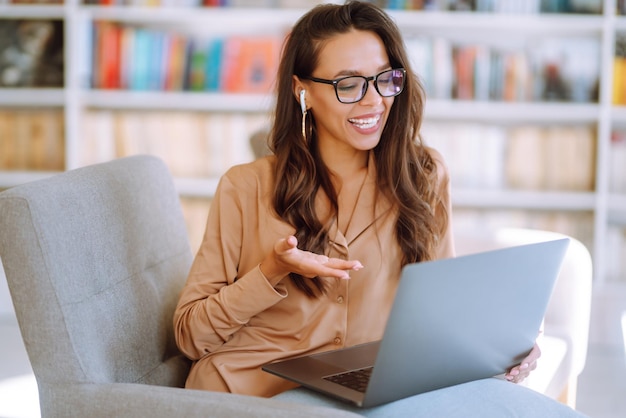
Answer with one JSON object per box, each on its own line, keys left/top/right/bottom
{"left": 348, "top": 115, "right": 380, "bottom": 130}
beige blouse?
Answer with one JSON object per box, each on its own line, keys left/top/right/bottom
{"left": 173, "top": 150, "right": 455, "bottom": 397}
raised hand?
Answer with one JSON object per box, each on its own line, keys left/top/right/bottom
{"left": 260, "top": 235, "right": 363, "bottom": 285}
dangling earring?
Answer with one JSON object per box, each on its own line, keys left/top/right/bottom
{"left": 300, "top": 90, "right": 307, "bottom": 142}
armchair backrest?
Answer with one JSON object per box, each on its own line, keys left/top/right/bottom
{"left": 0, "top": 156, "right": 193, "bottom": 404}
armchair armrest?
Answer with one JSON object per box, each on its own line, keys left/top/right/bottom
{"left": 46, "top": 382, "right": 363, "bottom": 418}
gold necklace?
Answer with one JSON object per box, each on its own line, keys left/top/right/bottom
{"left": 338, "top": 168, "right": 368, "bottom": 236}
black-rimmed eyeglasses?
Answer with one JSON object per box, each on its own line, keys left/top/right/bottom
{"left": 301, "top": 68, "right": 406, "bottom": 104}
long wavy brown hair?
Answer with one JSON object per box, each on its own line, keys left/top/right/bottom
{"left": 269, "top": 1, "right": 448, "bottom": 297}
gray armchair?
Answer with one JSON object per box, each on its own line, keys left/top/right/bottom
{"left": 0, "top": 155, "right": 360, "bottom": 418}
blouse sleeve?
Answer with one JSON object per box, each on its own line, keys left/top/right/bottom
{"left": 173, "top": 169, "right": 287, "bottom": 360}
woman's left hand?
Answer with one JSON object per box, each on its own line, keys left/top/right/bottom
{"left": 504, "top": 342, "right": 541, "bottom": 384}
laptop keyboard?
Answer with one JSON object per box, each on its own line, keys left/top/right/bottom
{"left": 323, "top": 367, "right": 373, "bottom": 393}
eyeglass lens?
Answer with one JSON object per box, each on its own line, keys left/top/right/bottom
{"left": 336, "top": 69, "right": 405, "bottom": 103}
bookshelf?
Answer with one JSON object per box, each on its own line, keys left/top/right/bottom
{"left": 1, "top": 0, "right": 626, "bottom": 291}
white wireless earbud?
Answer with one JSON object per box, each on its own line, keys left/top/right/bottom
{"left": 300, "top": 89, "right": 308, "bottom": 141}
{"left": 300, "top": 90, "right": 307, "bottom": 114}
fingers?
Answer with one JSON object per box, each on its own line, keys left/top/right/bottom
{"left": 505, "top": 361, "right": 537, "bottom": 383}
{"left": 317, "top": 259, "right": 364, "bottom": 280}
{"left": 505, "top": 343, "right": 541, "bottom": 384}
{"left": 324, "top": 258, "right": 364, "bottom": 272}
{"left": 273, "top": 235, "right": 363, "bottom": 280}
{"left": 526, "top": 343, "right": 542, "bottom": 363}
{"left": 285, "top": 235, "right": 298, "bottom": 249}
{"left": 275, "top": 235, "right": 298, "bottom": 255}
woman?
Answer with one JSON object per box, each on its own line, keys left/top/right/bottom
{"left": 174, "top": 2, "right": 582, "bottom": 416}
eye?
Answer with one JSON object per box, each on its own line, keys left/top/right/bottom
{"left": 336, "top": 77, "right": 362, "bottom": 92}
{"left": 377, "top": 75, "right": 393, "bottom": 86}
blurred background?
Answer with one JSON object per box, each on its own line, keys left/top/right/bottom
{"left": 1, "top": 0, "right": 625, "bottom": 416}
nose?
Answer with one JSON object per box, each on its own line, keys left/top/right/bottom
{"left": 359, "top": 80, "right": 383, "bottom": 105}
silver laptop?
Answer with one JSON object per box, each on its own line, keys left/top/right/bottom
{"left": 262, "top": 238, "right": 569, "bottom": 408}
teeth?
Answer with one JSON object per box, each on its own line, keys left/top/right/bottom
{"left": 349, "top": 116, "right": 380, "bottom": 129}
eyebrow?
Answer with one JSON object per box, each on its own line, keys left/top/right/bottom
{"left": 331, "top": 64, "right": 392, "bottom": 78}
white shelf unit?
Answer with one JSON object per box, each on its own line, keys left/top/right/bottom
{"left": 1, "top": 1, "right": 625, "bottom": 285}
{"left": 0, "top": 3, "right": 66, "bottom": 19}
{"left": 83, "top": 90, "right": 275, "bottom": 112}
{"left": 0, "top": 88, "right": 66, "bottom": 107}
{"left": 0, "top": 5, "right": 67, "bottom": 190}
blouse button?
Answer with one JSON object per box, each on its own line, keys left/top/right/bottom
{"left": 336, "top": 296, "right": 344, "bottom": 304}
{"left": 333, "top": 337, "right": 342, "bottom": 345}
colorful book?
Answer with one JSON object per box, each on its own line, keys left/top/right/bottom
{"left": 163, "top": 33, "right": 188, "bottom": 91}
{"left": 148, "top": 31, "right": 165, "bottom": 91}
{"left": 204, "top": 38, "right": 223, "bottom": 91}
{"left": 119, "top": 26, "right": 134, "bottom": 90}
{"left": 130, "top": 28, "right": 150, "bottom": 91}
{"left": 100, "top": 22, "right": 121, "bottom": 89}
{"left": 187, "top": 38, "right": 208, "bottom": 91}
{"left": 454, "top": 45, "right": 475, "bottom": 100}
{"left": 613, "top": 56, "right": 626, "bottom": 105}
{"left": 220, "top": 36, "right": 280, "bottom": 93}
